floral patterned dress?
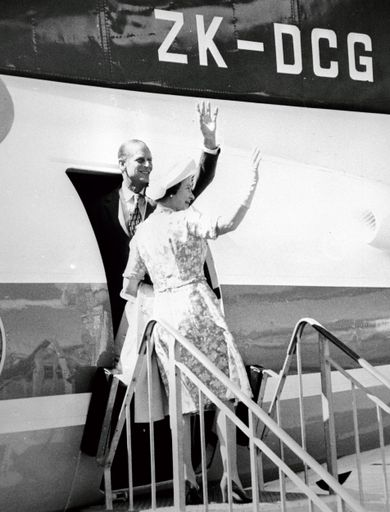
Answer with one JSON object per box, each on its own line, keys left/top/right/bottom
{"left": 123, "top": 204, "right": 252, "bottom": 414}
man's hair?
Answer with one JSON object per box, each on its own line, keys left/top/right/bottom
{"left": 117, "top": 139, "right": 145, "bottom": 161}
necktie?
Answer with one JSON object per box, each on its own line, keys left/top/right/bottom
{"left": 127, "top": 195, "right": 142, "bottom": 238}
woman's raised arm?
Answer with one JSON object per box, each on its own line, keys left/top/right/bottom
{"left": 216, "top": 147, "right": 261, "bottom": 235}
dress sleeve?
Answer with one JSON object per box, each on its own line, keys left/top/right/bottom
{"left": 121, "top": 235, "right": 148, "bottom": 300}
{"left": 123, "top": 235, "right": 147, "bottom": 281}
{"left": 185, "top": 206, "right": 219, "bottom": 240}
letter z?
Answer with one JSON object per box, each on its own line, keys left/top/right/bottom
{"left": 155, "top": 10, "right": 188, "bottom": 64}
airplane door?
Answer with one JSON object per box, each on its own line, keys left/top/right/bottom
{"left": 66, "top": 168, "right": 125, "bottom": 337}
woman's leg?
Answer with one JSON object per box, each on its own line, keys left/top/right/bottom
{"left": 183, "top": 414, "right": 197, "bottom": 486}
{"left": 215, "top": 401, "right": 241, "bottom": 484}
{"left": 216, "top": 401, "right": 250, "bottom": 502}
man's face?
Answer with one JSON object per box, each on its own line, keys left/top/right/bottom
{"left": 121, "top": 142, "right": 153, "bottom": 191}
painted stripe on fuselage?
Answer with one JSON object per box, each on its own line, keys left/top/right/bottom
{"left": 1, "top": 363, "right": 390, "bottom": 435}
{"left": 0, "top": 392, "right": 90, "bottom": 434}
{"left": 263, "top": 364, "right": 390, "bottom": 401}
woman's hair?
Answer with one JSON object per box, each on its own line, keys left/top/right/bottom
{"left": 158, "top": 181, "right": 182, "bottom": 201}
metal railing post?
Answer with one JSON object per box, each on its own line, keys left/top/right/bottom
{"left": 168, "top": 336, "right": 185, "bottom": 511}
{"left": 351, "top": 382, "right": 364, "bottom": 506}
{"left": 276, "top": 399, "right": 287, "bottom": 512}
{"left": 97, "top": 374, "right": 119, "bottom": 465}
{"left": 221, "top": 411, "right": 233, "bottom": 512}
{"left": 248, "top": 410, "right": 260, "bottom": 511}
{"left": 296, "top": 334, "right": 313, "bottom": 512}
{"left": 376, "top": 405, "right": 390, "bottom": 508}
{"left": 318, "top": 334, "right": 338, "bottom": 485}
{"left": 198, "top": 391, "right": 208, "bottom": 511}
{"left": 146, "top": 335, "right": 156, "bottom": 510}
{"left": 125, "top": 403, "right": 134, "bottom": 511}
{"left": 255, "top": 371, "right": 270, "bottom": 492}
{"left": 104, "top": 466, "right": 113, "bottom": 511}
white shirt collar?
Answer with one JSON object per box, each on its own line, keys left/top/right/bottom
{"left": 121, "top": 183, "right": 145, "bottom": 203}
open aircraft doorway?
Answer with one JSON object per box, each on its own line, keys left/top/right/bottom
{"left": 66, "top": 168, "right": 125, "bottom": 337}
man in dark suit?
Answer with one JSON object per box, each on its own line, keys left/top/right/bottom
{"left": 98, "top": 102, "right": 220, "bottom": 341}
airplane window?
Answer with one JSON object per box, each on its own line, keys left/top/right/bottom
{"left": 44, "top": 365, "right": 54, "bottom": 379}
{"left": 66, "top": 168, "right": 124, "bottom": 336}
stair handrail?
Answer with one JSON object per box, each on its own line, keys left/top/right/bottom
{"left": 156, "top": 317, "right": 367, "bottom": 512}
{"left": 266, "top": 317, "right": 390, "bottom": 428}
{"left": 263, "top": 317, "right": 390, "bottom": 510}
{"left": 101, "top": 316, "right": 366, "bottom": 512}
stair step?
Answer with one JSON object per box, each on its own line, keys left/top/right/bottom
{"left": 79, "top": 488, "right": 320, "bottom": 511}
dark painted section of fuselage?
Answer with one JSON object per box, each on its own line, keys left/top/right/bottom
{"left": 0, "top": 1, "right": 389, "bottom": 113}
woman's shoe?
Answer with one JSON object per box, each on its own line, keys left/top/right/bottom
{"left": 185, "top": 480, "right": 203, "bottom": 505}
{"left": 220, "top": 474, "right": 251, "bottom": 504}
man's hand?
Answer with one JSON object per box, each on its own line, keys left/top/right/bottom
{"left": 197, "top": 101, "right": 218, "bottom": 150}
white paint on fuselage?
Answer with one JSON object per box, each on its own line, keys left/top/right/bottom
{"left": 2, "top": 74, "right": 390, "bottom": 287}
{"left": 263, "top": 364, "right": 390, "bottom": 402}
{"left": 0, "top": 393, "right": 90, "bottom": 434}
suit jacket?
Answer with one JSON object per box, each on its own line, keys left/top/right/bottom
{"left": 96, "top": 150, "right": 220, "bottom": 336}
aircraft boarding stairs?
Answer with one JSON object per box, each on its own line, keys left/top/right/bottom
{"left": 87, "top": 318, "right": 390, "bottom": 512}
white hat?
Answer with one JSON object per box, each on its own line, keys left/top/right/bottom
{"left": 146, "top": 157, "right": 197, "bottom": 201}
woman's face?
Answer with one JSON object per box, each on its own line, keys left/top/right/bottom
{"left": 172, "top": 176, "right": 195, "bottom": 211}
